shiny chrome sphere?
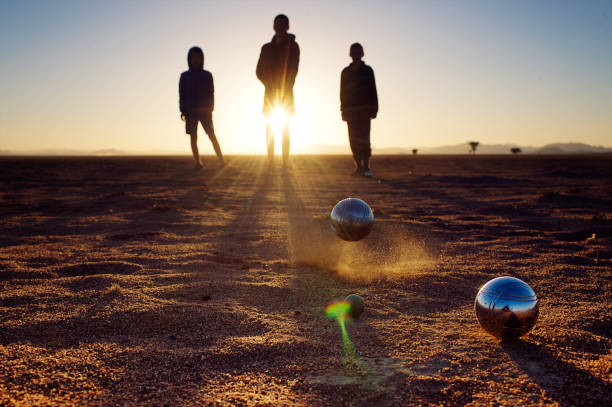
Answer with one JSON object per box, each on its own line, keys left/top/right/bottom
{"left": 475, "top": 276, "right": 539, "bottom": 341}
{"left": 345, "top": 294, "right": 365, "bottom": 318}
{"left": 330, "top": 198, "right": 374, "bottom": 241}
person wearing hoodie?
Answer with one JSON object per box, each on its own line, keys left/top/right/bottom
{"left": 179, "top": 46, "right": 224, "bottom": 170}
{"left": 256, "top": 14, "right": 300, "bottom": 162}
{"left": 340, "top": 42, "right": 378, "bottom": 177}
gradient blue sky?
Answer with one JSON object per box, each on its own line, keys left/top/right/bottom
{"left": 1, "top": 0, "right": 611, "bottom": 153}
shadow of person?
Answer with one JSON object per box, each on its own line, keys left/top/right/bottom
{"left": 502, "top": 340, "right": 611, "bottom": 406}
{"left": 281, "top": 165, "right": 344, "bottom": 272}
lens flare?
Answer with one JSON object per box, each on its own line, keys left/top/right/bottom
{"left": 269, "top": 107, "right": 288, "bottom": 140}
{"left": 325, "top": 300, "right": 357, "bottom": 357}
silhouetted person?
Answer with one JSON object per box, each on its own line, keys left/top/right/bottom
{"left": 256, "top": 14, "right": 300, "bottom": 162}
{"left": 179, "top": 46, "right": 224, "bottom": 170}
{"left": 340, "top": 43, "right": 378, "bottom": 177}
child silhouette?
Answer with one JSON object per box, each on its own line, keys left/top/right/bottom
{"left": 340, "top": 43, "right": 378, "bottom": 177}
{"left": 179, "top": 46, "right": 224, "bottom": 170}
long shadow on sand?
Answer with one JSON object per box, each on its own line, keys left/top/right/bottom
{"left": 0, "top": 158, "right": 236, "bottom": 247}
{"left": 502, "top": 340, "right": 611, "bottom": 406}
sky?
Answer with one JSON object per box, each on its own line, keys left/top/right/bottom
{"left": 1, "top": 0, "right": 611, "bottom": 154}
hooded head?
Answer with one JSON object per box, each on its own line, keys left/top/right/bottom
{"left": 274, "top": 14, "right": 289, "bottom": 32}
{"left": 273, "top": 14, "right": 289, "bottom": 38}
{"left": 350, "top": 43, "right": 364, "bottom": 62}
{"left": 187, "top": 46, "right": 204, "bottom": 70}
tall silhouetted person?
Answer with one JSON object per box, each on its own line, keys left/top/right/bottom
{"left": 340, "top": 43, "right": 378, "bottom": 177}
{"left": 179, "top": 46, "right": 224, "bottom": 170}
{"left": 256, "top": 14, "right": 300, "bottom": 162}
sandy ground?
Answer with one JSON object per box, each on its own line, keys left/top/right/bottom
{"left": 0, "top": 154, "right": 610, "bottom": 406}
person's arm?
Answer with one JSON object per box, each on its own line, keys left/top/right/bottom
{"left": 210, "top": 72, "right": 215, "bottom": 112}
{"left": 256, "top": 46, "right": 267, "bottom": 85}
{"left": 340, "top": 69, "right": 350, "bottom": 121}
{"left": 179, "top": 73, "right": 186, "bottom": 119}
{"left": 369, "top": 67, "right": 378, "bottom": 118}
{"left": 340, "top": 69, "right": 347, "bottom": 110}
{"left": 288, "top": 42, "right": 300, "bottom": 87}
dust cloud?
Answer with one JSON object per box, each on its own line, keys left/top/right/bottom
{"left": 286, "top": 216, "right": 435, "bottom": 281}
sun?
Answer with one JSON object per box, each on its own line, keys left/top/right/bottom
{"left": 268, "top": 106, "right": 289, "bottom": 140}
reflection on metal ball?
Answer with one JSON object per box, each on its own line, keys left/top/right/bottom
{"left": 345, "top": 294, "right": 365, "bottom": 318}
{"left": 475, "top": 276, "right": 539, "bottom": 341}
{"left": 330, "top": 198, "right": 374, "bottom": 241}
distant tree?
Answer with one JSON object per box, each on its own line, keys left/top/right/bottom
{"left": 511, "top": 147, "right": 522, "bottom": 154}
{"left": 412, "top": 149, "right": 418, "bottom": 155}
{"left": 468, "top": 141, "right": 479, "bottom": 154}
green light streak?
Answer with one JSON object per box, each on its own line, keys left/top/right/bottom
{"left": 325, "top": 300, "right": 371, "bottom": 378}
{"left": 325, "top": 300, "right": 350, "bottom": 320}
{"left": 325, "top": 301, "right": 357, "bottom": 357}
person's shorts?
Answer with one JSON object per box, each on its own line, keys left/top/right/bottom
{"left": 185, "top": 112, "right": 213, "bottom": 136}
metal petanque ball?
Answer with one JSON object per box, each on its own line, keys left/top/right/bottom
{"left": 345, "top": 294, "right": 365, "bottom": 318}
{"left": 475, "top": 276, "right": 539, "bottom": 341}
{"left": 330, "top": 198, "right": 374, "bottom": 241}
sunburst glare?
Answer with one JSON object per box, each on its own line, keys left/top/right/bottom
{"left": 268, "top": 107, "right": 290, "bottom": 141}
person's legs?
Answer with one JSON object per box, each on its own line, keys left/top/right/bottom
{"left": 358, "top": 119, "right": 372, "bottom": 175}
{"left": 202, "top": 120, "right": 224, "bottom": 162}
{"left": 190, "top": 135, "right": 201, "bottom": 168}
{"left": 348, "top": 118, "right": 372, "bottom": 176}
{"left": 266, "top": 123, "right": 274, "bottom": 161}
{"left": 347, "top": 121, "right": 363, "bottom": 174}
{"left": 281, "top": 123, "right": 290, "bottom": 162}
{"left": 185, "top": 116, "right": 202, "bottom": 168}
{"left": 362, "top": 158, "right": 370, "bottom": 173}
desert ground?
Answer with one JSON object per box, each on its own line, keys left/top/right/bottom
{"left": 0, "top": 154, "right": 610, "bottom": 406}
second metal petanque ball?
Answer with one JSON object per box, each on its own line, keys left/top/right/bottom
{"left": 475, "top": 276, "right": 539, "bottom": 341}
{"left": 330, "top": 198, "right": 374, "bottom": 241}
